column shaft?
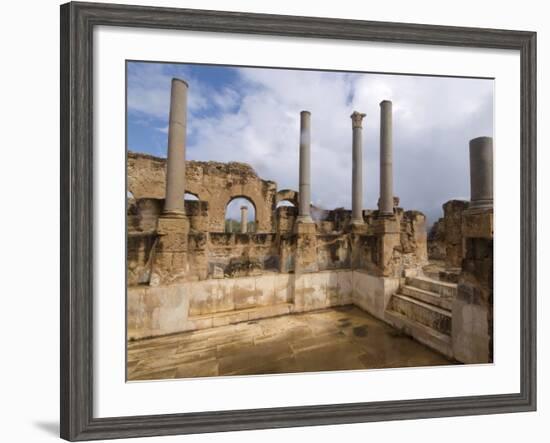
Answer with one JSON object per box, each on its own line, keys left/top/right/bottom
{"left": 163, "top": 78, "right": 189, "bottom": 217}
{"left": 469, "top": 136, "right": 493, "bottom": 210}
{"left": 297, "top": 111, "right": 313, "bottom": 223}
{"left": 351, "top": 111, "right": 366, "bottom": 224}
{"left": 240, "top": 206, "right": 248, "bottom": 233}
{"left": 379, "top": 100, "right": 394, "bottom": 215}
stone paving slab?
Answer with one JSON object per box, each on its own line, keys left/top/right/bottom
{"left": 127, "top": 306, "right": 454, "bottom": 381}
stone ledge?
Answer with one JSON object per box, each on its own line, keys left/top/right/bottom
{"left": 186, "top": 303, "right": 293, "bottom": 330}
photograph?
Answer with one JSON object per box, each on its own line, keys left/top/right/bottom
{"left": 126, "top": 61, "right": 494, "bottom": 381}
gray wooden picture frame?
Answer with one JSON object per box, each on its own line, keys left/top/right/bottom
{"left": 60, "top": 1, "right": 537, "bottom": 441}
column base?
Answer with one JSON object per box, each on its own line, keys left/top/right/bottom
{"left": 462, "top": 208, "right": 493, "bottom": 239}
{"left": 161, "top": 209, "right": 186, "bottom": 219}
{"left": 371, "top": 215, "right": 399, "bottom": 235}
{"left": 467, "top": 199, "right": 493, "bottom": 212}
{"left": 350, "top": 222, "right": 368, "bottom": 234}
{"left": 294, "top": 220, "right": 317, "bottom": 235}
{"left": 295, "top": 215, "right": 314, "bottom": 224}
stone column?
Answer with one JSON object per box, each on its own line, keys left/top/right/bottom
{"left": 350, "top": 111, "right": 366, "bottom": 224}
{"left": 379, "top": 100, "right": 394, "bottom": 215}
{"left": 163, "top": 78, "right": 189, "bottom": 217}
{"left": 240, "top": 206, "right": 248, "bottom": 233}
{"left": 297, "top": 111, "right": 313, "bottom": 223}
{"left": 468, "top": 136, "right": 493, "bottom": 210}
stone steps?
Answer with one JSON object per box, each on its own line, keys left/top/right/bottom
{"left": 400, "top": 285, "right": 453, "bottom": 310}
{"left": 382, "top": 270, "right": 457, "bottom": 359}
{"left": 406, "top": 275, "right": 457, "bottom": 298}
{"left": 389, "top": 293, "right": 452, "bottom": 335}
{"left": 384, "top": 309, "right": 453, "bottom": 359}
{"left": 422, "top": 268, "right": 441, "bottom": 280}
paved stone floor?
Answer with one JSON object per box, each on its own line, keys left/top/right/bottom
{"left": 127, "top": 306, "right": 455, "bottom": 381}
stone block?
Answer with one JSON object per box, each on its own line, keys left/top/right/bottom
{"left": 452, "top": 295, "right": 491, "bottom": 363}
{"left": 232, "top": 276, "right": 259, "bottom": 310}
{"left": 294, "top": 222, "right": 317, "bottom": 235}
{"left": 352, "top": 271, "right": 399, "bottom": 320}
{"left": 274, "top": 273, "right": 294, "bottom": 304}
{"left": 254, "top": 273, "right": 276, "bottom": 306}
{"left": 127, "top": 284, "right": 190, "bottom": 339}
{"left": 157, "top": 233, "right": 188, "bottom": 252}
{"left": 157, "top": 216, "right": 190, "bottom": 235}
{"left": 251, "top": 304, "right": 291, "bottom": 320}
{"left": 212, "top": 266, "right": 224, "bottom": 279}
{"left": 462, "top": 210, "right": 493, "bottom": 239}
{"left": 188, "top": 279, "right": 235, "bottom": 316}
{"left": 371, "top": 216, "right": 400, "bottom": 235}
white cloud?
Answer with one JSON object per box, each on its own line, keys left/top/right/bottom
{"left": 127, "top": 63, "right": 240, "bottom": 119}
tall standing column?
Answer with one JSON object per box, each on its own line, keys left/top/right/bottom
{"left": 379, "top": 100, "right": 394, "bottom": 216}
{"left": 351, "top": 111, "right": 366, "bottom": 224}
{"left": 240, "top": 206, "right": 248, "bottom": 233}
{"left": 163, "top": 78, "right": 189, "bottom": 217}
{"left": 468, "top": 136, "right": 493, "bottom": 210}
{"left": 297, "top": 111, "right": 313, "bottom": 223}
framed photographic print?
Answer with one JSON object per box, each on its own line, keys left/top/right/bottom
{"left": 60, "top": 1, "right": 536, "bottom": 441}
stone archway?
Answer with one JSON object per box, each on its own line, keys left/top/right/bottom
{"left": 276, "top": 189, "right": 299, "bottom": 207}
{"left": 184, "top": 191, "right": 200, "bottom": 201}
{"left": 225, "top": 196, "right": 257, "bottom": 233}
{"left": 127, "top": 153, "right": 278, "bottom": 232}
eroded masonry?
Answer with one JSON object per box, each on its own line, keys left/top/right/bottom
{"left": 127, "top": 78, "right": 494, "bottom": 365}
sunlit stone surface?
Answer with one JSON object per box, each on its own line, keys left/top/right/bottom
{"left": 127, "top": 306, "right": 453, "bottom": 381}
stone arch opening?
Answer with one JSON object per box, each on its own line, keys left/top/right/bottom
{"left": 276, "top": 189, "right": 299, "bottom": 208}
{"left": 184, "top": 192, "right": 200, "bottom": 201}
{"left": 276, "top": 200, "right": 295, "bottom": 208}
{"left": 225, "top": 196, "right": 256, "bottom": 233}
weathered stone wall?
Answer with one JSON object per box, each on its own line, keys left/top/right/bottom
{"left": 128, "top": 152, "right": 277, "bottom": 232}
{"left": 128, "top": 204, "right": 429, "bottom": 286}
{"left": 426, "top": 199, "right": 469, "bottom": 268}
{"left": 399, "top": 210, "right": 429, "bottom": 268}
{"left": 443, "top": 200, "right": 469, "bottom": 268}
{"left": 350, "top": 210, "right": 428, "bottom": 278}
{"left": 128, "top": 269, "right": 385, "bottom": 339}
{"left": 276, "top": 189, "right": 299, "bottom": 207}
{"left": 127, "top": 233, "right": 157, "bottom": 286}
{"left": 427, "top": 217, "right": 446, "bottom": 260}
{"left": 127, "top": 198, "right": 162, "bottom": 234}
{"left": 207, "top": 233, "right": 279, "bottom": 278}
{"left": 128, "top": 199, "right": 208, "bottom": 234}
{"left": 452, "top": 209, "right": 493, "bottom": 363}
{"left": 128, "top": 153, "right": 429, "bottom": 283}
{"left": 275, "top": 206, "right": 297, "bottom": 233}
{"left": 316, "top": 234, "right": 351, "bottom": 271}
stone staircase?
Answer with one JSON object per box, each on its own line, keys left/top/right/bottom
{"left": 385, "top": 275, "right": 457, "bottom": 359}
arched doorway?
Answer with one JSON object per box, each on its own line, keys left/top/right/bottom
{"left": 276, "top": 200, "right": 295, "bottom": 208}
{"left": 184, "top": 192, "right": 199, "bottom": 201}
{"left": 225, "top": 197, "right": 256, "bottom": 233}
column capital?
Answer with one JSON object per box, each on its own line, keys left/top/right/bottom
{"left": 350, "top": 111, "right": 366, "bottom": 129}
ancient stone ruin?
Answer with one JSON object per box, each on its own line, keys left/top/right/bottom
{"left": 127, "top": 78, "right": 494, "bottom": 365}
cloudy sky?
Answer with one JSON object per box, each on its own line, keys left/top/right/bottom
{"left": 127, "top": 61, "right": 493, "bottom": 225}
